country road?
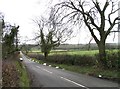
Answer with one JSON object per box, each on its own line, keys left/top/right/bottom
{"left": 20, "top": 52, "right": 119, "bottom": 89}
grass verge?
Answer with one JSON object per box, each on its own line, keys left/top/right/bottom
{"left": 16, "top": 61, "right": 30, "bottom": 87}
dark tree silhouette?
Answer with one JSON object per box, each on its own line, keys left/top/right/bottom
{"left": 54, "top": 0, "right": 120, "bottom": 68}
{"left": 2, "top": 22, "right": 19, "bottom": 58}
{"left": 33, "top": 8, "right": 73, "bottom": 59}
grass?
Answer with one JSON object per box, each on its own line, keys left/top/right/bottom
{"left": 66, "top": 50, "right": 99, "bottom": 56}
{"left": 29, "top": 49, "right": 118, "bottom": 56}
{"left": 16, "top": 61, "right": 30, "bottom": 87}
{"left": 58, "top": 65, "right": 118, "bottom": 78}
{"left": 50, "top": 63, "right": 118, "bottom": 78}
{"left": 29, "top": 50, "right": 98, "bottom": 56}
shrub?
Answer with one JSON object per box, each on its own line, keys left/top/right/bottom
{"left": 46, "top": 54, "right": 96, "bottom": 66}
{"left": 27, "top": 50, "right": 119, "bottom": 69}
{"left": 106, "top": 51, "right": 120, "bottom": 69}
{"left": 95, "top": 51, "right": 119, "bottom": 69}
{"left": 27, "top": 53, "right": 44, "bottom": 60}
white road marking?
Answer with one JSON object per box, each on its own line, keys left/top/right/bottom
{"left": 36, "top": 66, "right": 53, "bottom": 74}
{"left": 43, "top": 63, "right": 47, "bottom": 66}
{"left": 43, "top": 69, "right": 53, "bottom": 74}
{"left": 49, "top": 65, "right": 51, "bottom": 67}
{"left": 60, "top": 77, "right": 89, "bottom": 89}
{"left": 27, "top": 58, "right": 30, "bottom": 61}
{"left": 56, "top": 66, "right": 59, "bottom": 69}
{"left": 36, "top": 64, "right": 87, "bottom": 88}
{"left": 36, "top": 66, "right": 42, "bottom": 69}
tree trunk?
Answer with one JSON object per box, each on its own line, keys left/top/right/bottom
{"left": 44, "top": 52, "right": 48, "bottom": 60}
{"left": 16, "top": 35, "right": 18, "bottom": 50}
{"left": 98, "top": 41, "right": 107, "bottom": 68}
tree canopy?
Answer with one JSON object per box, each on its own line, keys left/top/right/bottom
{"left": 33, "top": 8, "right": 73, "bottom": 59}
{"left": 1, "top": 14, "right": 20, "bottom": 58}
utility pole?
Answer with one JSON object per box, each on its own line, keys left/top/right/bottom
{"left": 0, "top": 19, "right": 2, "bottom": 88}
{"left": 118, "top": 1, "right": 120, "bottom": 48}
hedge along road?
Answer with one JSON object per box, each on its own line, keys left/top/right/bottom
{"left": 20, "top": 51, "right": 119, "bottom": 88}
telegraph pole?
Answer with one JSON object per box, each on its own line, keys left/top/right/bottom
{"left": 118, "top": 2, "right": 120, "bottom": 48}
{"left": 0, "top": 19, "right": 2, "bottom": 88}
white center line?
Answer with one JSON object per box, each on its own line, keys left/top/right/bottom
{"left": 36, "top": 66, "right": 42, "bottom": 69}
{"left": 60, "top": 77, "right": 89, "bottom": 89}
{"left": 36, "top": 66, "right": 88, "bottom": 88}
{"left": 43, "top": 69, "right": 53, "bottom": 74}
{"left": 36, "top": 66, "right": 53, "bottom": 74}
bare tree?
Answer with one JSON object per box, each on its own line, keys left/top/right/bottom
{"left": 87, "top": 37, "right": 93, "bottom": 50}
{"left": 53, "top": 0, "right": 120, "bottom": 68}
{"left": 33, "top": 8, "right": 73, "bottom": 59}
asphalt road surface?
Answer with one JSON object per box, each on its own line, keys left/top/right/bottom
{"left": 20, "top": 52, "right": 119, "bottom": 89}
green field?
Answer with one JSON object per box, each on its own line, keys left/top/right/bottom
{"left": 29, "top": 49, "right": 118, "bottom": 56}
{"left": 50, "top": 50, "right": 99, "bottom": 56}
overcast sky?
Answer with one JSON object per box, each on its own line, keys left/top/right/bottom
{"left": 0, "top": 0, "right": 119, "bottom": 44}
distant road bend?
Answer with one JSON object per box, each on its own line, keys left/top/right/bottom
{"left": 20, "top": 52, "right": 119, "bottom": 88}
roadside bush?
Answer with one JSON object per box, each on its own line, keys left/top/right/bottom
{"left": 95, "top": 51, "right": 119, "bottom": 69}
{"left": 27, "top": 53, "right": 95, "bottom": 66}
{"left": 46, "top": 54, "right": 96, "bottom": 66}
{"left": 73, "top": 55, "right": 95, "bottom": 66}
{"left": 106, "top": 51, "right": 120, "bottom": 69}
{"left": 27, "top": 53, "right": 44, "bottom": 60}
{"left": 27, "top": 50, "right": 119, "bottom": 69}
